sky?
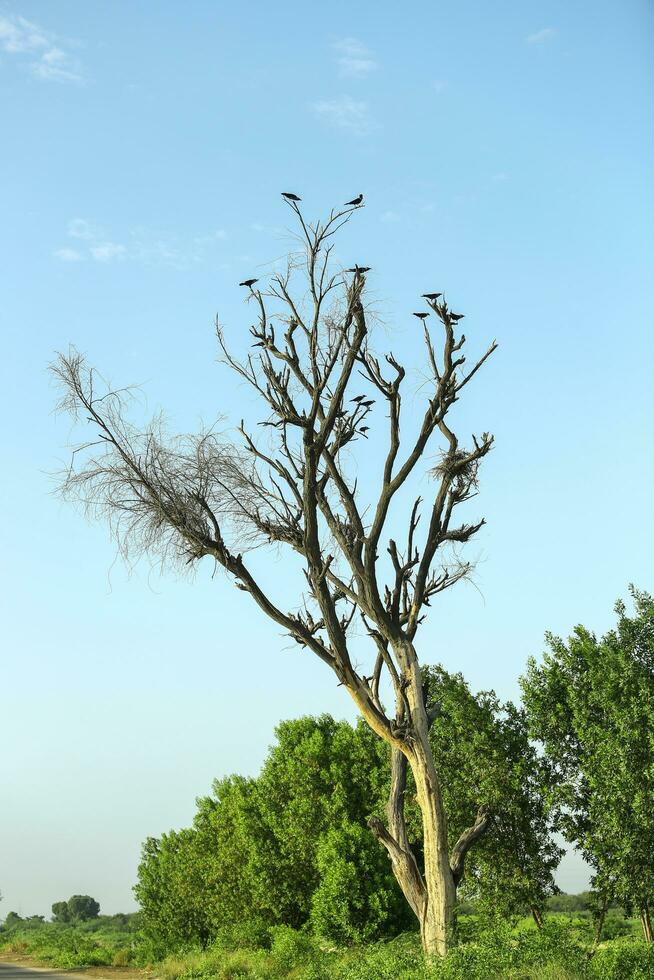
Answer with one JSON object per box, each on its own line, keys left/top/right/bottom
{"left": 1, "top": 0, "right": 653, "bottom": 918}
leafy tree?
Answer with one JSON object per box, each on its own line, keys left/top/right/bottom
{"left": 66, "top": 895, "right": 100, "bottom": 921}
{"left": 406, "top": 667, "right": 562, "bottom": 924}
{"left": 135, "top": 716, "right": 408, "bottom": 950}
{"left": 54, "top": 197, "right": 498, "bottom": 956}
{"left": 521, "top": 587, "right": 654, "bottom": 941}
{"left": 3, "top": 911, "right": 22, "bottom": 927}
{"left": 51, "top": 901, "right": 71, "bottom": 923}
{"left": 135, "top": 829, "right": 214, "bottom": 955}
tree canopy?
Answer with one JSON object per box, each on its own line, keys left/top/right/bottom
{"left": 521, "top": 587, "right": 654, "bottom": 937}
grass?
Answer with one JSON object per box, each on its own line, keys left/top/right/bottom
{"left": 1, "top": 914, "right": 652, "bottom": 979}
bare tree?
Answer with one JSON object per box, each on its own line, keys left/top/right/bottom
{"left": 52, "top": 199, "right": 497, "bottom": 958}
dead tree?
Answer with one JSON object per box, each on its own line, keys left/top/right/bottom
{"left": 52, "top": 198, "right": 497, "bottom": 958}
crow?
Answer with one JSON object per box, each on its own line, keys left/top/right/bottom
{"left": 281, "top": 192, "right": 301, "bottom": 201}
{"left": 422, "top": 293, "right": 442, "bottom": 300}
{"left": 361, "top": 400, "right": 375, "bottom": 408}
{"left": 345, "top": 194, "right": 364, "bottom": 206}
{"left": 360, "top": 426, "right": 370, "bottom": 436}
{"left": 413, "top": 312, "right": 429, "bottom": 320}
{"left": 450, "top": 312, "right": 465, "bottom": 321}
{"left": 350, "top": 395, "right": 365, "bottom": 403}
{"left": 346, "top": 265, "right": 371, "bottom": 273}
{"left": 239, "top": 278, "right": 258, "bottom": 288}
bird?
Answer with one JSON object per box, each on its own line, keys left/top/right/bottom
{"left": 346, "top": 266, "right": 371, "bottom": 273}
{"left": 422, "top": 293, "right": 442, "bottom": 300}
{"left": 350, "top": 395, "right": 365, "bottom": 403}
{"left": 360, "top": 426, "right": 370, "bottom": 436}
{"left": 450, "top": 312, "right": 465, "bottom": 321}
{"left": 281, "top": 192, "right": 301, "bottom": 201}
{"left": 361, "top": 400, "right": 375, "bottom": 408}
{"left": 239, "top": 278, "right": 258, "bottom": 288}
{"left": 345, "top": 194, "right": 364, "bottom": 206}
{"left": 413, "top": 312, "right": 430, "bottom": 320}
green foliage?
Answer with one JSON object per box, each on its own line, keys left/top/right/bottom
{"left": 51, "top": 901, "right": 70, "bottom": 923}
{"left": 419, "top": 665, "right": 562, "bottom": 916}
{"left": 0, "top": 916, "right": 141, "bottom": 969}
{"left": 135, "top": 715, "right": 407, "bottom": 952}
{"left": 310, "top": 822, "right": 410, "bottom": 943}
{"left": 521, "top": 588, "right": 654, "bottom": 916}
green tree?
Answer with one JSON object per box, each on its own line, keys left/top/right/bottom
{"left": 51, "top": 901, "right": 70, "bottom": 923}
{"left": 416, "top": 667, "right": 561, "bottom": 924}
{"left": 66, "top": 895, "right": 100, "bottom": 921}
{"left": 135, "top": 716, "right": 409, "bottom": 951}
{"left": 521, "top": 587, "right": 654, "bottom": 941}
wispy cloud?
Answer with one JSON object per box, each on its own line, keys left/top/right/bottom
{"left": 312, "top": 96, "right": 375, "bottom": 135}
{"left": 54, "top": 219, "right": 229, "bottom": 268}
{"left": 53, "top": 247, "right": 84, "bottom": 262}
{"left": 526, "top": 27, "right": 556, "bottom": 44}
{"left": 0, "top": 13, "right": 83, "bottom": 82}
{"left": 90, "top": 242, "right": 128, "bottom": 262}
{"left": 332, "top": 37, "right": 378, "bottom": 78}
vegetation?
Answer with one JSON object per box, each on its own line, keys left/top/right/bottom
{"left": 3, "top": 591, "right": 652, "bottom": 977}
{"left": 522, "top": 588, "right": 654, "bottom": 942}
{"left": 134, "top": 667, "right": 560, "bottom": 955}
{"left": 2, "top": 911, "right": 653, "bottom": 978}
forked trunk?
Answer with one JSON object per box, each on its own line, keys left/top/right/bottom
{"left": 531, "top": 905, "right": 544, "bottom": 930}
{"left": 641, "top": 907, "right": 653, "bottom": 943}
{"left": 367, "top": 647, "right": 490, "bottom": 959}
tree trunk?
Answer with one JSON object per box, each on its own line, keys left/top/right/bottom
{"left": 367, "top": 647, "right": 490, "bottom": 958}
{"left": 641, "top": 907, "right": 653, "bottom": 942}
{"left": 409, "top": 737, "right": 457, "bottom": 956}
{"left": 593, "top": 893, "right": 608, "bottom": 946}
{"left": 531, "top": 905, "right": 544, "bottom": 930}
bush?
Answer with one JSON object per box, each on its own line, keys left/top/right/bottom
{"left": 270, "top": 926, "right": 323, "bottom": 972}
{"left": 589, "top": 939, "right": 654, "bottom": 980}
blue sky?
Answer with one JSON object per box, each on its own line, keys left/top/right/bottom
{"left": 1, "top": 0, "right": 653, "bottom": 916}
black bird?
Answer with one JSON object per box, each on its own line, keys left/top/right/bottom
{"left": 361, "top": 400, "right": 375, "bottom": 408}
{"left": 413, "top": 312, "right": 429, "bottom": 320}
{"left": 422, "top": 293, "right": 442, "bottom": 300}
{"left": 360, "top": 426, "right": 370, "bottom": 436}
{"left": 345, "top": 194, "right": 364, "bottom": 206}
{"left": 239, "top": 278, "right": 258, "bottom": 288}
{"left": 350, "top": 395, "right": 365, "bottom": 403}
{"left": 346, "top": 265, "right": 371, "bottom": 273}
{"left": 281, "top": 192, "right": 301, "bottom": 201}
{"left": 450, "top": 312, "right": 465, "bottom": 321}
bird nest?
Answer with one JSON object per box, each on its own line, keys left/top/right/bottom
{"left": 431, "top": 448, "right": 475, "bottom": 481}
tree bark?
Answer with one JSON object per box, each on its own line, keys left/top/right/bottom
{"left": 409, "top": 736, "right": 457, "bottom": 956}
{"left": 641, "top": 907, "right": 653, "bottom": 942}
{"left": 531, "top": 905, "right": 544, "bottom": 930}
{"left": 593, "top": 892, "right": 608, "bottom": 946}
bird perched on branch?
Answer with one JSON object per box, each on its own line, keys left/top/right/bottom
{"left": 345, "top": 194, "right": 364, "bottom": 206}
{"left": 350, "top": 395, "right": 365, "bottom": 403}
{"left": 239, "top": 278, "right": 258, "bottom": 288}
{"left": 281, "top": 192, "right": 301, "bottom": 201}
{"left": 346, "top": 265, "right": 371, "bottom": 273}
{"left": 450, "top": 312, "right": 465, "bottom": 321}
{"left": 422, "top": 293, "right": 442, "bottom": 300}
{"left": 361, "top": 399, "right": 375, "bottom": 408}
{"left": 413, "top": 312, "right": 429, "bottom": 320}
